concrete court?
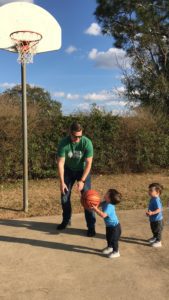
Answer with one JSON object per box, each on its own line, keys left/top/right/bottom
{"left": 0, "top": 209, "right": 169, "bottom": 300}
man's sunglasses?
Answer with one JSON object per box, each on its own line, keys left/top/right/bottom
{"left": 71, "top": 134, "right": 82, "bottom": 139}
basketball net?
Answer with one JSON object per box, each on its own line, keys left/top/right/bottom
{"left": 10, "top": 31, "right": 42, "bottom": 64}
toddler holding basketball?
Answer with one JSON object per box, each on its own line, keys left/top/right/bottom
{"left": 91, "top": 189, "right": 122, "bottom": 258}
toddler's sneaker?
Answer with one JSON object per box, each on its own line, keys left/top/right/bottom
{"left": 152, "top": 241, "right": 162, "bottom": 248}
{"left": 102, "top": 247, "right": 113, "bottom": 254}
{"left": 148, "top": 237, "right": 156, "bottom": 244}
{"left": 108, "top": 251, "right": 120, "bottom": 258}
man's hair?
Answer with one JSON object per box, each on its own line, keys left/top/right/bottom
{"left": 108, "top": 189, "right": 122, "bottom": 205}
{"left": 70, "top": 121, "right": 82, "bottom": 133}
{"left": 148, "top": 183, "right": 163, "bottom": 194}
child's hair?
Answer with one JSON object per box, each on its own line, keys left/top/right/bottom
{"left": 108, "top": 189, "right": 122, "bottom": 205}
{"left": 148, "top": 183, "right": 163, "bottom": 195}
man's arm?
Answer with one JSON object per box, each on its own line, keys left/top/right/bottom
{"left": 77, "top": 157, "right": 93, "bottom": 191}
{"left": 57, "top": 157, "right": 68, "bottom": 194}
{"left": 81, "top": 157, "right": 93, "bottom": 182}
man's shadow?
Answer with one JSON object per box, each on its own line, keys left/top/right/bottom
{"left": 0, "top": 235, "right": 104, "bottom": 256}
{"left": 0, "top": 219, "right": 105, "bottom": 239}
{"left": 0, "top": 220, "right": 150, "bottom": 246}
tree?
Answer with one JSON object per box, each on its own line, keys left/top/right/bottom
{"left": 2, "top": 84, "right": 62, "bottom": 116}
{"left": 95, "top": 0, "right": 169, "bottom": 112}
{"left": 0, "top": 85, "right": 62, "bottom": 179}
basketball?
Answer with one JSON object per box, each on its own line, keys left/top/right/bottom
{"left": 81, "top": 190, "right": 100, "bottom": 210}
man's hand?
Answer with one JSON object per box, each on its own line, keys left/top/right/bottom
{"left": 77, "top": 180, "right": 84, "bottom": 192}
{"left": 60, "top": 182, "right": 68, "bottom": 194}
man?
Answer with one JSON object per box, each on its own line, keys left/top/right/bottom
{"left": 57, "top": 121, "right": 96, "bottom": 236}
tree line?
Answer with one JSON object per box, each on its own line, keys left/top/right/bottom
{"left": 1, "top": 85, "right": 169, "bottom": 180}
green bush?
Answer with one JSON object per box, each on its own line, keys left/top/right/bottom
{"left": 1, "top": 86, "right": 169, "bottom": 179}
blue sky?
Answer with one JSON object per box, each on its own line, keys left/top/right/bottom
{"left": 0, "top": 0, "right": 129, "bottom": 115}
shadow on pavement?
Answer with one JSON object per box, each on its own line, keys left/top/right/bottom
{"left": 0, "top": 235, "right": 104, "bottom": 256}
{"left": 120, "top": 236, "right": 150, "bottom": 247}
{"left": 0, "top": 219, "right": 105, "bottom": 239}
{"left": 0, "top": 207, "right": 22, "bottom": 212}
{"left": 0, "top": 219, "right": 57, "bottom": 234}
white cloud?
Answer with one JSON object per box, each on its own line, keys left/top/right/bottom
{"left": 106, "top": 100, "right": 127, "bottom": 107}
{"left": 115, "top": 74, "right": 125, "bottom": 80}
{"left": 53, "top": 86, "right": 129, "bottom": 115}
{"left": 53, "top": 91, "right": 80, "bottom": 100}
{"left": 83, "top": 90, "right": 112, "bottom": 102}
{"left": 0, "top": 82, "right": 16, "bottom": 89}
{"left": 77, "top": 103, "right": 90, "bottom": 111}
{"left": 54, "top": 89, "right": 115, "bottom": 102}
{"left": 116, "top": 86, "right": 126, "bottom": 95}
{"left": 66, "top": 93, "right": 80, "bottom": 100}
{"left": 54, "top": 87, "right": 126, "bottom": 103}
{"left": 83, "top": 87, "right": 126, "bottom": 102}
{"left": 65, "top": 45, "right": 77, "bottom": 54}
{"left": 88, "top": 47, "right": 130, "bottom": 69}
{"left": 53, "top": 92, "right": 65, "bottom": 98}
{"left": 0, "top": 0, "right": 34, "bottom": 5}
{"left": 84, "top": 23, "right": 101, "bottom": 36}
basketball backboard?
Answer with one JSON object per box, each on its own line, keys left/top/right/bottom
{"left": 0, "top": 1, "right": 61, "bottom": 54}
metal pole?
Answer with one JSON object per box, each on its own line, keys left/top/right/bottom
{"left": 21, "top": 62, "right": 28, "bottom": 212}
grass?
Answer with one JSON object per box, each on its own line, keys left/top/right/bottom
{"left": 0, "top": 172, "right": 169, "bottom": 219}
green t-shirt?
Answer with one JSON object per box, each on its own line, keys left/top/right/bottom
{"left": 57, "top": 135, "right": 93, "bottom": 171}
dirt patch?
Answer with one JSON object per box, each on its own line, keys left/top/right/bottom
{"left": 0, "top": 173, "right": 169, "bottom": 219}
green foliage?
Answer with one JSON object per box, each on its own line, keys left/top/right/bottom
{"left": 85, "top": 108, "right": 121, "bottom": 173}
{"left": 0, "top": 85, "right": 62, "bottom": 180}
{"left": 1, "top": 86, "right": 169, "bottom": 179}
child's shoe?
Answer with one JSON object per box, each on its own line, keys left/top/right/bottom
{"left": 108, "top": 251, "right": 120, "bottom": 258}
{"left": 152, "top": 241, "right": 162, "bottom": 248}
{"left": 102, "top": 247, "right": 113, "bottom": 254}
{"left": 148, "top": 237, "right": 156, "bottom": 243}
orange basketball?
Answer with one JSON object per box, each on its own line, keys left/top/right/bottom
{"left": 81, "top": 190, "right": 100, "bottom": 210}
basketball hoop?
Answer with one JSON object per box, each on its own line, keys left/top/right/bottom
{"left": 10, "top": 30, "right": 42, "bottom": 64}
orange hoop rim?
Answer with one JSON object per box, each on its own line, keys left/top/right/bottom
{"left": 10, "top": 30, "right": 42, "bottom": 45}
{"left": 10, "top": 30, "right": 42, "bottom": 63}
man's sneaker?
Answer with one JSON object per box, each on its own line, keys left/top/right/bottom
{"left": 57, "top": 219, "right": 71, "bottom": 230}
{"left": 57, "top": 223, "right": 67, "bottom": 230}
{"left": 87, "top": 228, "right": 96, "bottom": 237}
{"left": 152, "top": 241, "right": 162, "bottom": 248}
{"left": 57, "top": 222, "right": 68, "bottom": 230}
{"left": 108, "top": 251, "right": 120, "bottom": 258}
{"left": 148, "top": 237, "right": 156, "bottom": 244}
{"left": 102, "top": 247, "right": 113, "bottom": 254}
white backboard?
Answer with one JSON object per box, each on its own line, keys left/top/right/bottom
{"left": 0, "top": 1, "right": 61, "bottom": 53}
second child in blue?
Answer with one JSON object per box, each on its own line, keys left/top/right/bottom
{"left": 146, "top": 183, "right": 163, "bottom": 248}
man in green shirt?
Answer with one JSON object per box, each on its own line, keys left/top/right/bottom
{"left": 57, "top": 121, "right": 96, "bottom": 236}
